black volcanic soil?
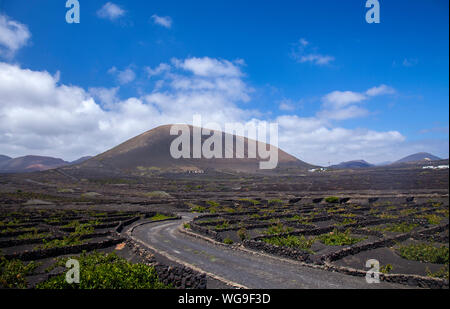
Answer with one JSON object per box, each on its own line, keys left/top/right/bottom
{"left": 0, "top": 162, "right": 448, "bottom": 288}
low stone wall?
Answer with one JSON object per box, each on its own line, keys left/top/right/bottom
{"left": 115, "top": 216, "right": 141, "bottom": 233}
{"left": 0, "top": 223, "right": 35, "bottom": 230}
{"left": 192, "top": 213, "right": 220, "bottom": 222}
{"left": 0, "top": 231, "right": 112, "bottom": 249}
{"left": 318, "top": 224, "right": 450, "bottom": 289}
{"left": 126, "top": 239, "right": 207, "bottom": 289}
{"left": 323, "top": 261, "right": 448, "bottom": 289}
{"left": 284, "top": 221, "right": 317, "bottom": 230}
{"left": 189, "top": 223, "right": 222, "bottom": 242}
{"left": 61, "top": 222, "right": 118, "bottom": 232}
{"left": 242, "top": 239, "right": 310, "bottom": 262}
{"left": 194, "top": 218, "right": 240, "bottom": 227}
{"left": 0, "top": 228, "right": 49, "bottom": 238}
{"left": 0, "top": 237, "right": 48, "bottom": 248}
{"left": 220, "top": 211, "right": 258, "bottom": 217}
{"left": 322, "top": 233, "right": 411, "bottom": 262}
{"left": 322, "top": 224, "right": 449, "bottom": 262}
{"left": 4, "top": 238, "right": 125, "bottom": 261}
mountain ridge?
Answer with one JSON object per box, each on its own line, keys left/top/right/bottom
{"left": 393, "top": 152, "right": 442, "bottom": 164}
{"left": 329, "top": 160, "right": 374, "bottom": 169}
{"left": 0, "top": 155, "right": 92, "bottom": 173}
{"left": 77, "top": 124, "right": 313, "bottom": 174}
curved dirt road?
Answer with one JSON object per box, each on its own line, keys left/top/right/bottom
{"left": 130, "top": 214, "right": 407, "bottom": 289}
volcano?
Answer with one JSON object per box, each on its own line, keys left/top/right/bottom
{"left": 75, "top": 124, "right": 313, "bottom": 174}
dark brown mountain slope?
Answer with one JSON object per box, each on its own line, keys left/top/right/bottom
{"left": 394, "top": 152, "right": 442, "bottom": 164}
{"left": 77, "top": 124, "right": 312, "bottom": 174}
{"left": 0, "top": 155, "right": 68, "bottom": 173}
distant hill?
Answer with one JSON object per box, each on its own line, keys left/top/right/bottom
{"left": 0, "top": 155, "right": 11, "bottom": 164}
{"left": 375, "top": 161, "right": 392, "bottom": 166}
{"left": 0, "top": 155, "right": 69, "bottom": 173}
{"left": 70, "top": 156, "right": 93, "bottom": 165}
{"left": 0, "top": 155, "right": 96, "bottom": 173}
{"left": 394, "top": 152, "right": 442, "bottom": 164}
{"left": 75, "top": 124, "right": 313, "bottom": 174}
{"left": 329, "top": 160, "right": 374, "bottom": 169}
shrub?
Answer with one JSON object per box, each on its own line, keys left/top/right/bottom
{"left": 223, "top": 238, "right": 234, "bottom": 245}
{"left": 264, "top": 223, "right": 293, "bottom": 235}
{"left": 215, "top": 221, "right": 230, "bottom": 230}
{"left": 319, "top": 229, "right": 364, "bottom": 246}
{"left": 380, "top": 264, "right": 393, "bottom": 274}
{"left": 0, "top": 257, "right": 39, "bottom": 288}
{"left": 189, "top": 205, "right": 206, "bottom": 213}
{"left": 150, "top": 213, "right": 175, "bottom": 221}
{"left": 206, "top": 201, "right": 220, "bottom": 208}
{"left": 36, "top": 252, "right": 170, "bottom": 289}
{"left": 426, "top": 264, "right": 449, "bottom": 280}
{"left": 325, "top": 196, "right": 339, "bottom": 204}
{"left": 376, "top": 213, "right": 399, "bottom": 219}
{"left": 397, "top": 243, "right": 448, "bottom": 264}
{"left": 144, "top": 191, "right": 172, "bottom": 198}
{"left": 34, "top": 224, "right": 93, "bottom": 250}
{"left": 268, "top": 199, "right": 283, "bottom": 206}
{"left": 335, "top": 218, "right": 357, "bottom": 226}
{"left": 239, "top": 198, "right": 260, "bottom": 206}
{"left": 263, "top": 235, "right": 315, "bottom": 253}
{"left": 223, "top": 207, "right": 236, "bottom": 213}
{"left": 35, "top": 236, "right": 84, "bottom": 250}
{"left": 17, "top": 231, "right": 51, "bottom": 240}
{"left": 237, "top": 228, "right": 248, "bottom": 241}
{"left": 420, "top": 214, "right": 443, "bottom": 225}
{"left": 339, "top": 213, "right": 357, "bottom": 218}
{"left": 383, "top": 222, "right": 418, "bottom": 233}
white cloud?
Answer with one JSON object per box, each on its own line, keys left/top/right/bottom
{"left": 298, "top": 54, "right": 335, "bottom": 65}
{"left": 97, "top": 2, "right": 125, "bottom": 21}
{"left": 366, "top": 84, "right": 396, "bottom": 96}
{"left": 318, "top": 85, "right": 396, "bottom": 121}
{"left": 319, "top": 90, "right": 368, "bottom": 120}
{"left": 151, "top": 14, "right": 172, "bottom": 28}
{"left": 145, "top": 63, "right": 171, "bottom": 77}
{"left": 402, "top": 58, "right": 418, "bottom": 67}
{"left": 0, "top": 61, "right": 437, "bottom": 165}
{"left": 292, "top": 38, "right": 334, "bottom": 66}
{"left": 89, "top": 87, "right": 119, "bottom": 108}
{"left": 108, "top": 66, "right": 136, "bottom": 84}
{"left": 278, "top": 98, "right": 303, "bottom": 111}
{"left": 174, "top": 57, "right": 243, "bottom": 77}
{"left": 0, "top": 60, "right": 252, "bottom": 160}
{"left": 299, "top": 38, "right": 309, "bottom": 46}
{"left": 322, "top": 91, "right": 367, "bottom": 109}
{"left": 0, "top": 14, "right": 31, "bottom": 58}
{"left": 318, "top": 105, "right": 369, "bottom": 121}
{"left": 276, "top": 114, "right": 406, "bottom": 165}
{"left": 279, "top": 102, "right": 295, "bottom": 111}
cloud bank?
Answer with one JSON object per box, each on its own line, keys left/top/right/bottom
{"left": 151, "top": 14, "right": 172, "bottom": 28}
{"left": 1, "top": 56, "right": 437, "bottom": 166}
{"left": 0, "top": 14, "right": 31, "bottom": 58}
{"left": 97, "top": 2, "right": 126, "bottom": 21}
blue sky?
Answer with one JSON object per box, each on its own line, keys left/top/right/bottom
{"left": 0, "top": 0, "right": 448, "bottom": 165}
